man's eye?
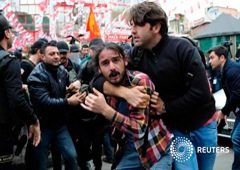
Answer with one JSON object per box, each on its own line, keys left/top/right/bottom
{"left": 102, "top": 62, "right": 109, "bottom": 66}
{"left": 113, "top": 58, "right": 119, "bottom": 62}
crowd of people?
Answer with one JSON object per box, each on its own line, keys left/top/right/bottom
{"left": 0, "top": 1, "right": 240, "bottom": 170}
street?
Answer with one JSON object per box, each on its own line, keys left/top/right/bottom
{"left": 101, "top": 136, "right": 234, "bottom": 170}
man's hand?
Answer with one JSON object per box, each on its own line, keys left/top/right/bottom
{"left": 217, "top": 110, "right": 228, "bottom": 125}
{"left": 81, "top": 88, "right": 110, "bottom": 114}
{"left": 28, "top": 120, "right": 41, "bottom": 147}
{"left": 123, "top": 86, "right": 150, "bottom": 108}
{"left": 67, "top": 92, "right": 86, "bottom": 105}
{"left": 81, "top": 88, "right": 115, "bottom": 120}
{"left": 150, "top": 91, "right": 166, "bottom": 114}
{"left": 67, "top": 80, "right": 81, "bottom": 94}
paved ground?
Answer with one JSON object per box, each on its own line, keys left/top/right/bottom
{"left": 213, "top": 137, "right": 234, "bottom": 170}
{"left": 12, "top": 136, "right": 234, "bottom": 170}
{"left": 102, "top": 136, "right": 234, "bottom": 170}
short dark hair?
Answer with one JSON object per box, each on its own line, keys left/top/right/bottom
{"left": 0, "top": 31, "right": 4, "bottom": 42}
{"left": 128, "top": 1, "right": 168, "bottom": 35}
{"left": 40, "top": 42, "right": 57, "bottom": 55}
{"left": 207, "top": 45, "right": 228, "bottom": 59}
{"left": 94, "top": 43, "right": 125, "bottom": 67}
{"left": 82, "top": 44, "right": 89, "bottom": 49}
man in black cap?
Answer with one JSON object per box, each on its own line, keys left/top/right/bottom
{"left": 69, "top": 44, "right": 81, "bottom": 65}
{"left": 0, "top": 13, "right": 40, "bottom": 170}
{"left": 57, "top": 41, "right": 80, "bottom": 84}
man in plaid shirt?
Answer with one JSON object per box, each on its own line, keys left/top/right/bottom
{"left": 81, "top": 43, "right": 173, "bottom": 170}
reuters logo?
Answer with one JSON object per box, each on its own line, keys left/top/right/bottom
{"left": 170, "top": 137, "right": 194, "bottom": 162}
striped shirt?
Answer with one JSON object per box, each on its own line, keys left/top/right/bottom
{"left": 107, "top": 69, "right": 173, "bottom": 169}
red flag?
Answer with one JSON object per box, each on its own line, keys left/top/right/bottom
{"left": 86, "top": 5, "right": 101, "bottom": 40}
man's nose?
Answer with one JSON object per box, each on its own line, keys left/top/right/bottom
{"left": 54, "top": 53, "right": 60, "bottom": 58}
{"left": 131, "top": 25, "right": 136, "bottom": 34}
{"left": 109, "top": 62, "right": 115, "bottom": 70}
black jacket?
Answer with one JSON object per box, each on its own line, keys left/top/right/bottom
{"left": 93, "top": 34, "right": 215, "bottom": 132}
{"left": 0, "top": 47, "right": 37, "bottom": 126}
{"left": 221, "top": 59, "right": 240, "bottom": 116}
{"left": 21, "top": 59, "right": 35, "bottom": 84}
{"left": 78, "top": 59, "right": 97, "bottom": 85}
{"left": 27, "top": 62, "right": 69, "bottom": 128}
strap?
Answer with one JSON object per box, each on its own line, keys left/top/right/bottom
{"left": 0, "top": 154, "right": 13, "bottom": 163}
{"left": 132, "top": 48, "right": 143, "bottom": 68}
{"left": 0, "top": 50, "right": 10, "bottom": 61}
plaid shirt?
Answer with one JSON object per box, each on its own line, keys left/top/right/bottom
{"left": 107, "top": 70, "right": 173, "bottom": 169}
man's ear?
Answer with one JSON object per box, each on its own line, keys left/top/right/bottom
{"left": 98, "top": 67, "right": 102, "bottom": 73}
{"left": 37, "top": 49, "right": 41, "bottom": 56}
{"left": 220, "top": 55, "right": 226, "bottom": 61}
{"left": 4, "top": 29, "right": 10, "bottom": 39}
{"left": 40, "top": 53, "right": 45, "bottom": 61}
{"left": 153, "top": 23, "right": 161, "bottom": 34}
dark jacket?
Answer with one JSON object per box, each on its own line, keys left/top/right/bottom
{"left": 27, "top": 62, "right": 69, "bottom": 128}
{"left": 221, "top": 59, "right": 240, "bottom": 116}
{"left": 0, "top": 47, "right": 37, "bottom": 126}
{"left": 93, "top": 34, "right": 215, "bottom": 133}
{"left": 21, "top": 59, "right": 35, "bottom": 84}
{"left": 128, "top": 34, "right": 215, "bottom": 132}
{"left": 78, "top": 59, "right": 97, "bottom": 85}
{"left": 65, "top": 59, "right": 80, "bottom": 84}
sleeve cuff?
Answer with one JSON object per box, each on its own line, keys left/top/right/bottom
{"left": 25, "top": 114, "right": 38, "bottom": 127}
{"left": 221, "top": 107, "right": 231, "bottom": 116}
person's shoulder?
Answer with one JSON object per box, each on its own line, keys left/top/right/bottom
{"left": 0, "top": 52, "right": 18, "bottom": 69}
{"left": 27, "top": 63, "right": 48, "bottom": 83}
{"left": 128, "top": 70, "right": 155, "bottom": 93}
{"left": 225, "top": 59, "right": 240, "bottom": 72}
{"left": 131, "top": 70, "right": 150, "bottom": 79}
{"left": 128, "top": 70, "right": 154, "bottom": 86}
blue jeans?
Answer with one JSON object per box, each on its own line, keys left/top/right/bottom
{"left": 232, "top": 112, "right": 240, "bottom": 170}
{"left": 103, "top": 126, "right": 114, "bottom": 160}
{"left": 34, "top": 125, "right": 78, "bottom": 170}
{"left": 149, "top": 143, "right": 173, "bottom": 170}
{"left": 116, "top": 135, "right": 144, "bottom": 170}
{"left": 173, "top": 120, "right": 217, "bottom": 170}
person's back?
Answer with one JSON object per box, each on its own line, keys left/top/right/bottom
{"left": 0, "top": 13, "right": 40, "bottom": 170}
